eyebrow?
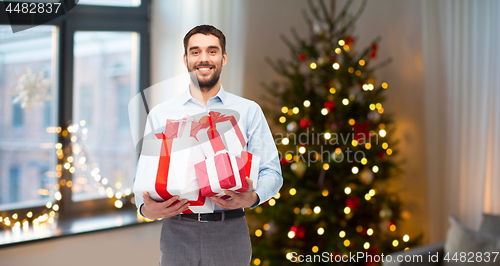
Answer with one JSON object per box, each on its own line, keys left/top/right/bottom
{"left": 189, "top": 46, "right": 220, "bottom": 51}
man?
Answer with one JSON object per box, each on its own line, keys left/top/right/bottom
{"left": 134, "top": 25, "right": 282, "bottom": 266}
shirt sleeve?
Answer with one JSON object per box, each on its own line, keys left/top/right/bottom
{"left": 246, "top": 103, "right": 283, "bottom": 207}
{"left": 133, "top": 107, "right": 162, "bottom": 217}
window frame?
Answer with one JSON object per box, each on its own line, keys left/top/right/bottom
{"left": 0, "top": 0, "right": 150, "bottom": 221}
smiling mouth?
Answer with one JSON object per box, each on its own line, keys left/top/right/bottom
{"left": 196, "top": 66, "right": 214, "bottom": 74}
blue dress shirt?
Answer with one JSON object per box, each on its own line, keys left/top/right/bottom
{"left": 134, "top": 85, "right": 283, "bottom": 214}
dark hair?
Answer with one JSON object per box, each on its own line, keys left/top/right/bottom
{"left": 183, "top": 25, "right": 226, "bottom": 55}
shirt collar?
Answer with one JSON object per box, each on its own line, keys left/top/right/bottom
{"left": 181, "top": 85, "right": 228, "bottom": 105}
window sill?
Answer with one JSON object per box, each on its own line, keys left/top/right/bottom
{"left": 0, "top": 208, "right": 159, "bottom": 248}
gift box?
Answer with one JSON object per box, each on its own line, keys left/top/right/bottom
{"left": 133, "top": 118, "right": 214, "bottom": 214}
{"left": 196, "top": 111, "right": 247, "bottom": 157}
{"left": 239, "top": 151, "right": 261, "bottom": 190}
{"left": 194, "top": 151, "right": 248, "bottom": 198}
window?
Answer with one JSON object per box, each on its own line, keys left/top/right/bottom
{"left": 0, "top": 0, "right": 150, "bottom": 245}
{"left": 12, "top": 100, "right": 24, "bottom": 129}
{"left": 78, "top": 0, "right": 141, "bottom": 7}
{"left": 9, "top": 167, "right": 20, "bottom": 203}
{"left": 0, "top": 25, "right": 58, "bottom": 212}
{"left": 72, "top": 31, "right": 138, "bottom": 202}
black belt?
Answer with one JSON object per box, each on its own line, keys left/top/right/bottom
{"left": 178, "top": 209, "right": 245, "bottom": 222}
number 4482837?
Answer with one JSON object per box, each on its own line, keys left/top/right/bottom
{"left": 5, "top": 3, "right": 61, "bottom": 14}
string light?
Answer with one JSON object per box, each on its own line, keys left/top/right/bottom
{"left": 339, "top": 231, "right": 346, "bottom": 238}
{"left": 281, "top": 106, "right": 288, "bottom": 113}
{"left": 321, "top": 108, "right": 328, "bottom": 115}
{"left": 342, "top": 98, "right": 349, "bottom": 105}
{"left": 298, "top": 147, "right": 306, "bottom": 154}
{"left": 403, "top": 235, "right": 410, "bottom": 242}
{"left": 310, "top": 62, "right": 317, "bottom": 69}
{"left": 279, "top": 116, "right": 286, "bottom": 123}
{"left": 329, "top": 87, "right": 336, "bottom": 94}
{"left": 352, "top": 166, "right": 359, "bottom": 174}
{"left": 289, "top": 188, "right": 297, "bottom": 196}
{"left": 312, "top": 246, "right": 319, "bottom": 253}
{"left": 322, "top": 190, "right": 329, "bottom": 197}
{"left": 292, "top": 107, "right": 299, "bottom": 114}
{"left": 382, "top": 82, "right": 388, "bottom": 89}
{"left": 255, "top": 229, "right": 263, "bottom": 237}
{"left": 344, "top": 207, "right": 351, "bottom": 214}
{"left": 338, "top": 40, "right": 345, "bottom": 46}
{"left": 282, "top": 137, "right": 289, "bottom": 145}
{"left": 313, "top": 206, "right": 321, "bottom": 214}
{"left": 303, "top": 100, "right": 310, "bottom": 107}
{"left": 317, "top": 227, "right": 324, "bottom": 235}
{"left": 324, "top": 132, "right": 331, "bottom": 139}
{"left": 367, "top": 228, "right": 374, "bottom": 236}
{"left": 332, "top": 63, "right": 340, "bottom": 70}
{"left": 335, "top": 48, "right": 341, "bottom": 54}
{"left": 268, "top": 199, "right": 276, "bottom": 206}
{"left": 359, "top": 60, "right": 365, "bottom": 66}
{"left": 372, "top": 166, "right": 379, "bottom": 173}
{"left": 379, "top": 129, "right": 387, "bottom": 137}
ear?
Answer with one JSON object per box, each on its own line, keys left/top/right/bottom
{"left": 183, "top": 53, "right": 188, "bottom": 67}
{"left": 221, "top": 52, "right": 227, "bottom": 67}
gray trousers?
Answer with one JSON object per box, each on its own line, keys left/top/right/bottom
{"left": 159, "top": 215, "right": 252, "bottom": 266}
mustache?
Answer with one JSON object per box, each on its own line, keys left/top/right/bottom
{"left": 195, "top": 64, "right": 215, "bottom": 68}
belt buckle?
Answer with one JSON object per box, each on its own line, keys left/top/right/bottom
{"left": 197, "top": 213, "right": 208, "bottom": 222}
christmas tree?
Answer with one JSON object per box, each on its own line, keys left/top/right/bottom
{"left": 247, "top": 0, "right": 421, "bottom": 265}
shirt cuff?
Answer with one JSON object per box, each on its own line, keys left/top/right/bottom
{"left": 139, "top": 203, "right": 146, "bottom": 218}
{"left": 250, "top": 192, "right": 260, "bottom": 209}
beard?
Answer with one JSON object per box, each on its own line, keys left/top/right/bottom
{"left": 187, "top": 60, "right": 223, "bottom": 92}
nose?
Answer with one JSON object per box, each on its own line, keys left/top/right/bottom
{"left": 199, "top": 51, "right": 209, "bottom": 62}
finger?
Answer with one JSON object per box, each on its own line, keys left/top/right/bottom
{"left": 162, "top": 195, "right": 180, "bottom": 207}
{"left": 211, "top": 197, "right": 227, "bottom": 208}
{"left": 176, "top": 204, "right": 190, "bottom": 215}
{"left": 143, "top": 191, "right": 152, "bottom": 202}
{"left": 171, "top": 200, "right": 189, "bottom": 211}
{"left": 245, "top": 177, "right": 253, "bottom": 187}
{"left": 224, "top": 190, "right": 238, "bottom": 198}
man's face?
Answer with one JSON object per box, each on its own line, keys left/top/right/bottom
{"left": 184, "top": 33, "right": 227, "bottom": 91}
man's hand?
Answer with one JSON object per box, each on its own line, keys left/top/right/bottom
{"left": 141, "top": 192, "right": 190, "bottom": 220}
{"left": 211, "top": 178, "right": 258, "bottom": 210}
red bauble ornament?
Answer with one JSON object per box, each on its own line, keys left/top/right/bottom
{"left": 300, "top": 118, "right": 312, "bottom": 129}
{"left": 346, "top": 197, "right": 361, "bottom": 210}
{"left": 280, "top": 157, "right": 292, "bottom": 165}
{"left": 352, "top": 121, "right": 370, "bottom": 142}
{"left": 298, "top": 54, "right": 307, "bottom": 61}
{"left": 324, "top": 101, "right": 336, "bottom": 110}
{"left": 297, "top": 226, "right": 305, "bottom": 238}
{"left": 370, "top": 43, "right": 378, "bottom": 58}
{"left": 345, "top": 36, "right": 355, "bottom": 46}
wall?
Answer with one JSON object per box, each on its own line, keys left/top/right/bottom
{"left": 0, "top": 222, "right": 162, "bottom": 266}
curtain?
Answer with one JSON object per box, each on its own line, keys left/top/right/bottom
{"left": 422, "top": 0, "right": 500, "bottom": 242}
